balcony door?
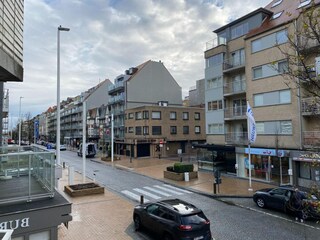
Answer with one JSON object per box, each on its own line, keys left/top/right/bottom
{"left": 233, "top": 99, "right": 246, "bottom": 117}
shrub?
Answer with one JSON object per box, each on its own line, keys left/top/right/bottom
{"left": 173, "top": 163, "right": 194, "bottom": 173}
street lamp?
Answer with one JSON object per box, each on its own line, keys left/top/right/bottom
{"left": 18, "top": 96, "right": 23, "bottom": 146}
{"left": 57, "top": 25, "right": 70, "bottom": 165}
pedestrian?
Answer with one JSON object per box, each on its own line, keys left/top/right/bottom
{"left": 289, "top": 188, "right": 305, "bottom": 222}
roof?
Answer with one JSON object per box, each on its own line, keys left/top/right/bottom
{"left": 246, "top": 0, "right": 320, "bottom": 39}
{"left": 158, "top": 199, "right": 201, "bottom": 215}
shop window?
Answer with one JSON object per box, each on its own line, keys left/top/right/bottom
{"left": 29, "top": 231, "right": 50, "bottom": 240}
{"left": 299, "top": 162, "right": 311, "bottom": 179}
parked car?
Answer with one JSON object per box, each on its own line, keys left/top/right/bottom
{"left": 253, "top": 186, "right": 320, "bottom": 220}
{"left": 77, "top": 143, "right": 96, "bottom": 158}
{"left": 133, "top": 198, "right": 212, "bottom": 240}
{"left": 60, "top": 144, "right": 67, "bottom": 151}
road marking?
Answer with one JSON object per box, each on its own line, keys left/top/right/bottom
{"left": 143, "top": 186, "right": 172, "bottom": 197}
{"left": 163, "top": 184, "right": 193, "bottom": 194}
{"left": 153, "top": 185, "right": 183, "bottom": 195}
{"left": 133, "top": 188, "right": 161, "bottom": 199}
{"left": 121, "top": 190, "right": 149, "bottom": 203}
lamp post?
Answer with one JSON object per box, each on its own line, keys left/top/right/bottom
{"left": 57, "top": 25, "right": 70, "bottom": 165}
{"left": 18, "top": 96, "right": 23, "bottom": 146}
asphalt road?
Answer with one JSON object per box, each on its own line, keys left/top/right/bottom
{"left": 61, "top": 150, "right": 320, "bottom": 240}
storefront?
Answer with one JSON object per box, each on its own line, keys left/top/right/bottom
{"left": 236, "top": 147, "right": 292, "bottom": 185}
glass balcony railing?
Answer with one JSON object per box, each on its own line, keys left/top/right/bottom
{"left": 205, "top": 37, "right": 227, "bottom": 51}
{"left": 0, "top": 146, "right": 55, "bottom": 205}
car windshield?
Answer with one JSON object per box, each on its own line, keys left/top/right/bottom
{"left": 181, "top": 212, "right": 207, "bottom": 225}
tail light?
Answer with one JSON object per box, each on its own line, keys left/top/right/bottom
{"left": 179, "top": 225, "right": 192, "bottom": 230}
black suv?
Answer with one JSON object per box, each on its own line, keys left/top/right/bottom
{"left": 133, "top": 198, "right": 212, "bottom": 240}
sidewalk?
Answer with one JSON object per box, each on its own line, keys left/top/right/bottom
{"left": 57, "top": 155, "right": 276, "bottom": 239}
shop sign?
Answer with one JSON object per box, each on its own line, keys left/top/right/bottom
{"left": 299, "top": 153, "right": 320, "bottom": 160}
{"left": 245, "top": 148, "right": 288, "bottom": 157}
{"left": 0, "top": 217, "right": 30, "bottom": 230}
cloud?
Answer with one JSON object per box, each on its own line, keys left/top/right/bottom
{"left": 5, "top": 0, "right": 270, "bottom": 128}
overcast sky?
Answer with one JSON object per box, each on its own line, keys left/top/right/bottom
{"left": 5, "top": 0, "right": 271, "bottom": 128}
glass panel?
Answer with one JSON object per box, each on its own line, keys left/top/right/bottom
{"left": 253, "top": 67, "right": 262, "bottom": 79}
{"left": 29, "top": 231, "right": 50, "bottom": 240}
{"left": 280, "top": 90, "right": 291, "bottom": 103}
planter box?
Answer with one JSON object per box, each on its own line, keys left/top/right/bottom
{"left": 64, "top": 183, "right": 105, "bottom": 197}
{"left": 164, "top": 171, "right": 198, "bottom": 181}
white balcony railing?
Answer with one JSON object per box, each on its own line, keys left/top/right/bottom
{"left": 224, "top": 80, "right": 246, "bottom": 95}
{"left": 205, "top": 36, "right": 227, "bottom": 50}
{"left": 224, "top": 106, "right": 247, "bottom": 119}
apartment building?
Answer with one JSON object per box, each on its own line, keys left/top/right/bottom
{"left": 188, "top": 79, "right": 205, "bottom": 108}
{"left": 125, "top": 105, "right": 205, "bottom": 158}
{"left": 204, "top": 0, "right": 320, "bottom": 188}
{"left": 108, "top": 60, "right": 182, "bottom": 154}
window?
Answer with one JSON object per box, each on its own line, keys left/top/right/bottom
{"left": 299, "top": 162, "right": 311, "bottom": 179}
{"left": 170, "top": 112, "right": 177, "bottom": 120}
{"left": 152, "top": 126, "right": 162, "bottom": 135}
{"left": 143, "top": 126, "right": 149, "bottom": 135}
{"left": 208, "top": 100, "right": 223, "bottom": 111}
{"left": 298, "top": 0, "right": 311, "bottom": 8}
{"left": 183, "top": 126, "right": 189, "bottom": 134}
{"left": 253, "top": 67, "right": 262, "bottom": 79}
{"left": 256, "top": 120, "right": 292, "bottom": 134}
{"left": 29, "top": 231, "right": 50, "bottom": 240}
{"left": 128, "top": 113, "right": 134, "bottom": 119}
{"left": 152, "top": 111, "right": 161, "bottom": 119}
{"left": 135, "top": 112, "right": 142, "bottom": 120}
{"left": 206, "top": 53, "right": 223, "bottom": 68}
{"left": 252, "top": 60, "right": 288, "bottom": 80}
{"left": 208, "top": 123, "right": 224, "bottom": 134}
{"left": 194, "top": 112, "right": 200, "bottom": 120}
{"left": 128, "top": 127, "right": 134, "bottom": 133}
{"left": 254, "top": 89, "right": 291, "bottom": 106}
{"left": 272, "top": 0, "right": 282, "bottom": 7}
{"left": 278, "top": 60, "right": 288, "bottom": 73}
{"left": 251, "top": 29, "right": 287, "bottom": 53}
{"left": 207, "top": 76, "right": 222, "bottom": 89}
{"left": 170, "top": 126, "right": 177, "bottom": 134}
{"left": 135, "top": 126, "right": 142, "bottom": 135}
{"left": 231, "top": 22, "right": 249, "bottom": 39}
{"left": 272, "top": 11, "right": 283, "bottom": 20}
{"left": 143, "top": 111, "right": 149, "bottom": 119}
{"left": 195, "top": 126, "right": 201, "bottom": 134}
{"left": 183, "top": 112, "right": 189, "bottom": 120}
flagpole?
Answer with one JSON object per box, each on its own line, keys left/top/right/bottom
{"left": 246, "top": 101, "right": 254, "bottom": 191}
{"left": 248, "top": 143, "right": 253, "bottom": 191}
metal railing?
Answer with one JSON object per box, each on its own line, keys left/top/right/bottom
{"left": 0, "top": 146, "right": 55, "bottom": 204}
{"left": 223, "top": 55, "right": 245, "bottom": 71}
{"left": 224, "top": 80, "right": 246, "bottom": 95}
{"left": 205, "top": 37, "right": 227, "bottom": 50}
{"left": 108, "top": 81, "right": 124, "bottom": 92}
{"left": 301, "top": 97, "right": 320, "bottom": 115}
{"left": 224, "top": 106, "right": 247, "bottom": 119}
{"left": 225, "top": 132, "right": 248, "bottom": 145}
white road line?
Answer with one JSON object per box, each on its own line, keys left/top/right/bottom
{"left": 154, "top": 185, "right": 183, "bottom": 195}
{"left": 121, "top": 190, "right": 150, "bottom": 203}
{"left": 133, "top": 188, "right": 162, "bottom": 199}
{"left": 163, "top": 184, "right": 193, "bottom": 194}
{"left": 143, "top": 186, "right": 172, "bottom": 197}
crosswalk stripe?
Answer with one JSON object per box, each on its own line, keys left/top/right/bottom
{"left": 163, "top": 184, "right": 193, "bottom": 194}
{"left": 143, "top": 186, "right": 172, "bottom": 197}
{"left": 133, "top": 188, "right": 161, "bottom": 199}
{"left": 153, "top": 185, "right": 183, "bottom": 195}
{"left": 121, "top": 190, "right": 150, "bottom": 203}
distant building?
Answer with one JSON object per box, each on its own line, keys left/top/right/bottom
{"left": 188, "top": 79, "right": 205, "bottom": 108}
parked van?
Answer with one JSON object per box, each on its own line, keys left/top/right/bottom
{"left": 77, "top": 143, "right": 96, "bottom": 158}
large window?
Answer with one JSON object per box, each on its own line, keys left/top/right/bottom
{"left": 254, "top": 89, "right": 291, "bottom": 107}
{"left": 231, "top": 22, "right": 249, "bottom": 39}
{"left": 170, "top": 126, "right": 177, "bottom": 134}
{"left": 299, "top": 162, "right": 311, "bottom": 179}
{"left": 152, "top": 111, "right": 161, "bottom": 119}
{"left": 208, "top": 100, "right": 223, "bottom": 111}
{"left": 207, "top": 76, "right": 222, "bottom": 89}
{"left": 252, "top": 60, "right": 288, "bottom": 80}
{"left": 256, "top": 120, "right": 292, "bottom": 135}
{"left": 206, "top": 53, "right": 223, "bottom": 68}
{"left": 208, "top": 123, "right": 224, "bottom": 134}
{"left": 251, "top": 29, "right": 288, "bottom": 53}
{"left": 152, "top": 126, "right": 162, "bottom": 135}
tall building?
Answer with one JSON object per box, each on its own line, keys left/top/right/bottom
{"left": 107, "top": 60, "right": 182, "bottom": 154}
{"left": 204, "top": 0, "right": 320, "bottom": 188}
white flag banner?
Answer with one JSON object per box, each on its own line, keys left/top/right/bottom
{"left": 246, "top": 102, "right": 256, "bottom": 144}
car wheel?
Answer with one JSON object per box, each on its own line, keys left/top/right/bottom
{"left": 163, "top": 233, "right": 173, "bottom": 240}
{"left": 134, "top": 215, "right": 141, "bottom": 231}
{"left": 256, "top": 198, "right": 266, "bottom": 208}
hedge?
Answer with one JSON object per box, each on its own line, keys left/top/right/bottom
{"left": 173, "top": 163, "right": 194, "bottom": 173}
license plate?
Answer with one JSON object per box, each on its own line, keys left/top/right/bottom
{"left": 194, "top": 236, "right": 204, "bottom": 240}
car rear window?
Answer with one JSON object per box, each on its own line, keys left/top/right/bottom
{"left": 180, "top": 212, "right": 207, "bottom": 225}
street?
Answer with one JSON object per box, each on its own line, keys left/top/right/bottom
{"left": 60, "top": 150, "right": 320, "bottom": 240}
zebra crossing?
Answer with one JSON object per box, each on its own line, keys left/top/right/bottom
{"left": 121, "top": 184, "right": 193, "bottom": 203}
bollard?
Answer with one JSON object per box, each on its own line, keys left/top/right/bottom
{"left": 140, "top": 195, "right": 144, "bottom": 204}
{"left": 63, "top": 162, "right": 66, "bottom": 169}
{"left": 213, "top": 183, "right": 217, "bottom": 194}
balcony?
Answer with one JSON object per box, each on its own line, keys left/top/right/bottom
{"left": 225, "top": 132, "right": 248, "bottom": 145}
{"left": 108, "top": 94, "right": 125, "bottom": 104}
{"left": 301, "top": 97, "right": 320, "bottom": 116}
{"left": 108, "top": 82, "right": 124, "bottom": 94}
{"left": 0, "top": 146, "right": 55, "bottom": 205}
{"left": 205, "top": 37, "right": 226, "bottom": 51}
{"left": 303, "top": 131, "right": 320, "bottom": 148}
{"left": 224, "top": 106, "right": 247, "bottom": 120}
{"left": 298, "top": 36, "right": 319, "bottom": 53}
{"left": 223, "top": 56, "right": 245, "bottom": 73}
{"left": 224, "top": 80, "right": 246, "bottom": 96}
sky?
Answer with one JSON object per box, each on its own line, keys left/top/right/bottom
{"left": 5, "top": 0, "right": 271, "bottom": 128}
